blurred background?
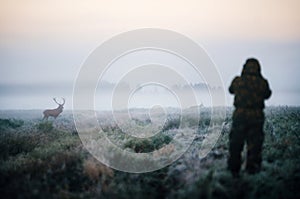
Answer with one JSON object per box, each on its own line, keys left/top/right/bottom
{"left": 0, "top": 0, "right": 299, "bottom": 109}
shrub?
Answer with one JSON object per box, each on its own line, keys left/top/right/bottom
{"left": 37, "top": 121, "right": 54, "bottom": 132}
{"left": 0, "top": 133, "right": 39, "bottom": 160}
{"left": 124, "top": 133, "right": 172, "bottom": 153}
{"left": 162, "top": 116, "right": 180, "bottom": 131}
{"left": 0, "top": 118, "right": 24, "bottom": 129}
{"left": 83, "top": 157, "right": 114, "bottom": 182}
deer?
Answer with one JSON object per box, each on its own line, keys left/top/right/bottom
{"left": 43, "top": 98, "right": 65, "bottom": 120}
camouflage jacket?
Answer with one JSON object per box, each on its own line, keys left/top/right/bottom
{"left": 229, "top": 62, "right": 272, "bottom": 110}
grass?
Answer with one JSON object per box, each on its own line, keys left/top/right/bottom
{"left": 0, "top": 107, "right": 299, "bottom": 198}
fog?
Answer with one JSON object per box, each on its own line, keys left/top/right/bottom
{"left": 0, "top": 0, "right": 299, "bottom": 110}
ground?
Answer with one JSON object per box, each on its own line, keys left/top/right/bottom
{"left": 0, "top": 107, "right": 299, "bottom": 199}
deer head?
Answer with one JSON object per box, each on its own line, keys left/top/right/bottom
{"left": 53, "top": 97, "right": 65, "bottom": 111}
{"left": 43, "top": 98, "right": 65, "bottom": 120}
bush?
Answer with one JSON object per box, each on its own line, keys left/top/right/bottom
{"left": 0, "top": 118, "right": 24, "bottom": 129}
{"left": 124, "top": 133, "right": 172, "bottom": 153}
{"left": 37, "top": 121, "right": 54, "bottom": 132}
{"left": 162, "top": 116, "right": 181, "bottom": 131}
{"left": 0, "top": 133, "right": 40, "bottom": 160}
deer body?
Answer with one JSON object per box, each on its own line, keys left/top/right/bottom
{"left": 43, "top": 98, "right": 65, "bottom": 120}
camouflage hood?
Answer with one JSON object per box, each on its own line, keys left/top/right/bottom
{"left": 242, "top": 58, "right": 262, "bottom": 77}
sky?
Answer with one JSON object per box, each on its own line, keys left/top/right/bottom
{"left": 0, "top": 0, "right": 299, "bottom": 109}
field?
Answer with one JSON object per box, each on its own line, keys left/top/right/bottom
{"left": 0, "top": 107, "right": 299, "bottom": 199}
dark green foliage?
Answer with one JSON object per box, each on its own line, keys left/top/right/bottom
{"left": 0, "top": 118, "right": 24, "bottom": 129}
{"left": 108, "top": 168, "right": 169, "bottom": 199}
{"left": 0, "top": 132, "right": 39, "bottom": 160}
{"left": 199, "top": 117, "right": 211, "bottom": 128}
{"left": 0, "top": 151, "right": 87, "bottom": 198}
{"left": 0, "top": 124, "right": 101, "bottom": 198}
{"left": 162, "top": 115, "right": 181, "bottom": 131}
{"left": 37, "top": 121, "right": 54, "bottom": 132}
{"left": 124, "top": 133, "right": 172, "bottom": 153}
{"left": 198, "top": 110, "right": 212, "bottom": 132}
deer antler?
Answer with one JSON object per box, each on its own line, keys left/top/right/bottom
{"left": 61, "top": 98, "right": 65, "bottom": 106}
{"left": 53, "top": 98, "right": 60, "bottom": 105}
{"left": 53, "top": 97, "right": 65, "bottom": 105}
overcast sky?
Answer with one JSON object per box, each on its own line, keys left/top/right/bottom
{"left": 0, "top": 0, "right": 299, "bottom": 109}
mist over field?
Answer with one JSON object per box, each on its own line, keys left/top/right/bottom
{"left": 1, "top": 41, "right": 299, "bottom": 110}
{"left": 0, "top": 81, "right": 299, "bottom": 110}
